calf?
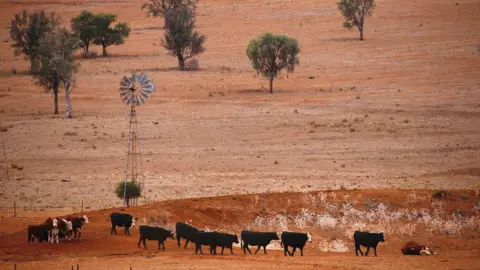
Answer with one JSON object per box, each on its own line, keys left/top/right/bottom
{"left": 66, "top": 215, "right": 89, "bottom": 239}
{"left": 241, "top": 231, "right": 279, "bottom": 255}
{"left": 214, "top": 232, "right": 239, "bottom": 255}
{"left": 195, "top": 231, "right": 217, "bottom": 255}
{"left": 281, "top": 231, "right": 312, "bottom": 256}
{"left": 353, "top": 231, "right": 385, "bottom": 256}
{"left": 176, "top": 222, "right": 200, "bottom": 248}
{"left": 110, "top": 212, "right": 137, "bottom": 235}
{"left": 138, "top": 225, "right": 174, "bottom": 250}
{"left": 401, "top": 241, "right": 436, "bottom": 256}
{"left": 27, "top": 225, "right": 49, "bottom": 243}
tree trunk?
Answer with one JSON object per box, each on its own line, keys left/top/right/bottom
{"left": 64, "top": 81, "right": 72, "bottom": 119}
{"left": 30, "top": 56, "right": 39, "bottom": 74}
{"left": 358, "top": 24, "right": 364, "bottom": 40}
{"left": 83, "top": 43, "right": 90, "bottom": 58}
{"left": 126, "top": 198, "right": 130, "bottom": 208}
{"left": 178, "top": 56, "right": 185, "bottom": 71}
{"left": 102, "top": 44, "right": 107, "bottom": 57}
{"left": 269, "top": 76, "right": 274, "bottom": 93}
{"left": 53, "top": 77, "right": 59, "bottom": 115}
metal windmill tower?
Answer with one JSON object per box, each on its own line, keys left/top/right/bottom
{"left": 119, "top": 72, "right": 155, "bottom": 206}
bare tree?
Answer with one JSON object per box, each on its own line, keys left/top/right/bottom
{"left": 162, "top": 8, "right": 206, "bottom": 70}
{"left": 337, "top": 0, "right": 375, "bottom": 40}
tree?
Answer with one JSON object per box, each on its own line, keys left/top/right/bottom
{"left": 162, "top": 8, "right": 206, "bottom": 71}
{"left": 142, "top": 0, "right": 198, "bottom": 28}
{"left": 71, "top": 10, "right": 96, "bottom": 58}
{"left": 36, "top": 28, "right": 79, "bottom": 117}
{"left": 9, "top": 9, "right": 59, "bottom": 73}
{"left": 246, "top": 33, "right": 300, "bottom": 93}
{"left": 337, "top": 0, "right": 375, "bottom": 40}
{"left": 92, "top": 13, "right": 131, "bottom": 57}
{"left": 115, "top": 181, "right": 141, "bottom": 207}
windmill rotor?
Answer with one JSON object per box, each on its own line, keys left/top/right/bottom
{"left": 119, "top": 72, "right": 156, "bottom": 106}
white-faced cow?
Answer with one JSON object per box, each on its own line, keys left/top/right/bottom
{"left": 110, "top": 212, "right": 137, "bottom": 235}
{"left": 401, "top": 241, "right": 437, "bottom": 256}
{"left": 57, "top": 219, "right": 73, "bottom": 241}
{"left": 66, "top": 215, "right": 89, "bottom": 239}
{"left": 176, "top": 222, "right": 201, "bottom": 248}
{"left": 354, "top": 231, "right": 385, "bottom": 256}
{"left": 43, "top": 218, "right": 59, "bottom": 243}
{"left": 241, "top": 231, "right": 279, "bottom": 255}
{"left": 138, "top": 225, "right": 174, "bottom": 250}
{"left": 281, "top": 231, "right": 312, "bottom": 256}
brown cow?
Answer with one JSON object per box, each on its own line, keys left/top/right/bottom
{"left": 401, "top": 241, "right": 437, "bottom": 255}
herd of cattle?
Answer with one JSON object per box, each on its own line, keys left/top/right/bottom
{"left": 27, "top": 212, "right": 437, "bottom": 257}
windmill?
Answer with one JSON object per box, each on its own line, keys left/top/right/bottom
{"left": 119, "top": 72, "right": 155, "bottom": 207}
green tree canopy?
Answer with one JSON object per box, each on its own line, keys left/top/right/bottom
{"left": 92, "top": 13, "right": 131, "bottom": 57}
{"left": 142, "top": 0, "right": 198, "bottom": 28}
{"left": 115, "top": 181, "right": 142, "bottom": 207}
{"left": 162, "top": 8, "right": 206, "bottom": 71}
{"left": 246, "top": 33, "right": 300, "bottom": 93}
{"left": 36, "top": 28, "right": 79, "bottom": 117}
{"left": 9, "top": 9, "right": 59, "bottom": 73}
{"left": 71, "top": 10, "right": 96, "bottom": 58}
{"left": 337, "top": 0, "right": 375, "bottom": 40}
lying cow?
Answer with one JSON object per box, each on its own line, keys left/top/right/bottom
{"left": 138, "top": 225, "right": 174, "bottom": 250}
{"left": 214, "top": 232, "right": 239, "bottom": 255}
{"left": 354, "top": 231, "right": 385, "bottom": 256}
{"left": 28, "top": 224, "right": 49, "bottom": 243}
{"left": 401, "top": 241, "right": 437, "bottom": 255}
{"left": 241, "top": 230, "right": 279, "bottom": 255}
{"left": 195, "top": 231, "right": 217, "bottom": 255}
{"left": 66, "top": 215, "right": 89, "bottom": 239}
{"left": 176, "top": 222, "right": 201, "bottom": 248}
{"left": 281, "top": 231, "right": 312, "bottom": 256}
{"left": 110, "top": 212, "right": 137, "bottom": 235}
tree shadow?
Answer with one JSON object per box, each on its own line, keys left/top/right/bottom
{"left": 324, "top": 36, "right": 359, "bottom": 42}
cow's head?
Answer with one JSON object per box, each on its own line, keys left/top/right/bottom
{"left": 169, "top": 230, "right": 175, "bottom": 240}
{"left": 52, "top": 218, "right": 58, "bottom": 228}
{"left": 270, "top": 232, "right": 280, "bottom": 240}
{"left": 131, "top": 217, "right": 138, "bottom": 228}
{"left": 82, "top": 215, "right": 89, "bottom": 224}
{"left": 378, "top": 233, "right": 385, "bottom": 242}
{"left": 62, "top": 219, "right": 73, "bottom": 231}
{"left": 233, "top": 234, "right": 239, "bottom": 244}
{"left": 307, "top": 232, "right": 312, "bottom": 243}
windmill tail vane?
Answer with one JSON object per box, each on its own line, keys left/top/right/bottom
{"left": 119, "top": 72, "right": 156, "bottom": 207}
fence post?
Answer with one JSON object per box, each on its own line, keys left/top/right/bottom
{"left": 71, "top": 265, "right": 73, "bottom": 270}
{"left": 13, "top": 201, "right": 16, "bottom": 217}
{"left": 77, "top": 264, "right": 79, "bottom": 270}
{"left": 14, "top": 263, "right": 16, "bottom": 270}
{"left": 81, "top": 200, "right": 83, "bottom": 213}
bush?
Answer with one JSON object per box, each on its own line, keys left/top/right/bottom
{"left": 432, "top": 190, "right": 448, "bottom": 199}
{"left": 115, "top": 180, "right": 141, "bottom": 207}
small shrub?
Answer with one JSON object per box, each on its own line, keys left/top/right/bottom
{"left": 185, "top": 58, "right": 199, "bottom": 71}
{"left": 432, "top": 190, "right": 448, "bottom": 199}
{"left": 308, "top": 76, "right": 315, "bottom": 80}
{"left": 64, "top": 131, "right": 77, "bottom": 136}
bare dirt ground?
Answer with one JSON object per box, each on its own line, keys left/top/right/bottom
{"left": 0, "top": 0, "right": 479, "bottom": 268}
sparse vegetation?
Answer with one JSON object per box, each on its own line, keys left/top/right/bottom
{"left": 161, "top": 6, "right": 206, "bottom": 70}
{"left": 247, "top": 33, "right": 300, "bottom": 93}
{"left": 92, "top": 13, "right": 131, "bottom": 57}
{"left": 71, "top": 11, "right": 96, "bottom": 58}
{"left": 142, "top": 0, "right": 198, "bottom": 28}
{"left": 337, "top": 0, "right": 375, "bottom": 40}
{"left": 115, "top": 180, "right": 142, "bottom": 207}
{"left": 433, "top": 189, "right": 448, "bottom": 199}
{"left": 9, "top": 9, "right": 59, "bottom": 73}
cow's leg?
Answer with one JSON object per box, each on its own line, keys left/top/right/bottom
{"left": 254, "top": 245, "right": 261, "bottom": 254}
{"left": 177, "top": 235, "right": 181, "bottom": 247}
{"left": 355, "top": 244, "right": 364, "bottom": 256}
{"left": 77, "top": 228, "right": 82, "bottom": 239}
{"left": 263, "top": 245, "right": 267, "bottom": 254}
{"left": 365, "top": 246, "right": 370, "bottom": 256}
{"left": 137, "top": 236, "right": 142, "bottom": 248}
{"left": 230, "top": 247, "right": 234, "bottom": 255}
{"left": 283, "top": 246, "right": 289, "bottom": 256}
{"left": 246, "top": 245, "right": 252, "bottom": 254}
{"left": 291, "top": 247, "right": 297, "bottom": 256}
{"left": 184, "top": 239, "right": 189, "bottom": 249}
{"left": 162, "top": 241, "right": 166, "bottom": 251}
{"left": 111, "top": 225, "right": 115, "bottom": 235}
{"left": 300, "top": 246, "right": 304, "bottom": 256}
{"left": 373, "top": 246, "right": 377, "bottom": 256}
{"left": 221, "top": 247, "right": 225, "bottom": 255}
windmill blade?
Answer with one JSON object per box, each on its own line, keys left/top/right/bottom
{"left": 138, "top": 93, "right": 146, "bottom": 105}
{"left": 120, "top": 90, "right": 131, "bottom": 98}
{"left": 140, "top": 90, "right": 150, "bottom": 101}
{"left": 131, "top": 72, "right": 137, "bottom": 82}
{"left": 122, "top": 93, "right": 133, "bottom": 105}
{"left": 138, "top": 73, "right": 147, "bottom": 84}
{"left": 120, "top": 76, "right": 132, "bottom": 87}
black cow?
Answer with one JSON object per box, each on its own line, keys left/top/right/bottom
{"left": 27, "top": 225, "right": 49, "bottom": 243}
{"left": 281, "top": 231, "right": 312, "bottom": 256}
{"left": 66, "top": 215, "right": 89, "bottom": 239}
{"left": 110, "top": 212, "right": 137, "bottom": 235}
{"left": 195, "top": 231, "right": 217, "bottom": 255}
{"left": 137, "top": 225, "right": 174, "bottom": 250}
{"left": 241, "top": 230, "right": 279, "bottom": 255}
{"left": 214, "top": 232, "right": 239, "bottom": 255}
{"left": 353, "top": 231, "right": 385, "bottom": 256}
{"left": 175, "top": 222, "right": 200, "bottom": 248}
